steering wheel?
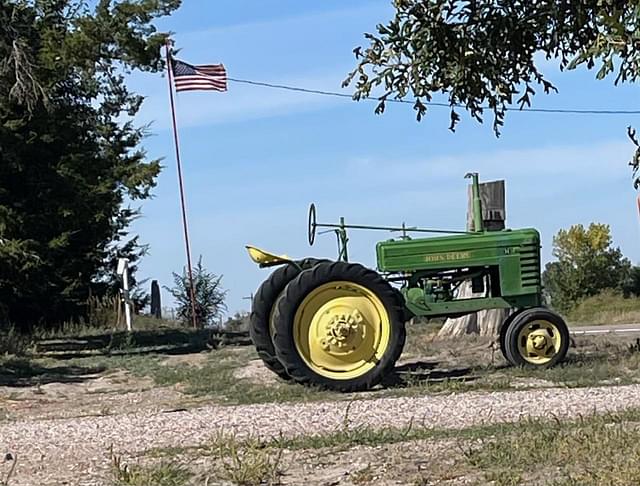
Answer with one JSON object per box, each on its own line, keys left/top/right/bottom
{"left": 307, "top": 203, "right": 317, "bottom": 246}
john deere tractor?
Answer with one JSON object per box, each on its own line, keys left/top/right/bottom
{"left": 246, "top": 173, "right": 569, "bottom": 392}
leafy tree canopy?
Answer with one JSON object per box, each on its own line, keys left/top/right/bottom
{"left": 346, "top": 1, "right": 640, "bottom": 134}
{"left": 0, "top": 0, "right": 180, "bottom": 329}
{"left": 627, "top": 126, "right": 640, "bottom": 189}
{"left": 542, "top": 223, "right": 632, "bottom": 312}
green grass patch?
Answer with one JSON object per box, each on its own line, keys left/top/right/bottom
{"left": 208, "top": 432, "right": 284, "bottom": 485}
{"left": 504, "top": 348, "right": 640, "bottom": 388}
{"left": 6, "top": 323, "right": 640, "bottom": 408}
{"left": 466, "top": 410, "right": 640, "bottom": 485}
{"left": 29, "top": 346, "right": 338, "bottom": 405}
{"left": 111, "top": 449, "right": 192, "bottom": 486}
{"left": 567, "top": 290, "right": 640, "bottom": 326}
{"left": 115, "top": 349, "right": 335, "bottom": 405}
{"left": 146, "top": 409, "right": 640, "bottom": 486}
{"left": 7, "top": 335, "right": 640, "bottom": 405}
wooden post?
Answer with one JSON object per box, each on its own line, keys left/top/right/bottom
{"left": 151, "top": 280, "right": 161, "bottom": 319}
{"left": 117, "top": 258, "right": 133, "bottom": 332}
{"left": 438, "top": 180, "right": 511, "bottom": 337}
{"left": 467, "top": 180, "right": 505, "bottom": 232}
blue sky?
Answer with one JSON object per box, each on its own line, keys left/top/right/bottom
{"left": 129, "top": 0, "right": 640, "bottom": 317}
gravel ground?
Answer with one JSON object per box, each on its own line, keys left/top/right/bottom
{"left": 3, "top": 383, "right": 640, "bottom": 485}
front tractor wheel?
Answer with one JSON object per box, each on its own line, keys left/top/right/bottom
{"left": 272, "top": 261, "right": 406, "bottom": 392}
{"left": 503, "top": 308, "right": 569, "bottom": 368}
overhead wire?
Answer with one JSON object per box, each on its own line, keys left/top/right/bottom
{"left": 228, "top": 77, "right": 640, "bottom": 116}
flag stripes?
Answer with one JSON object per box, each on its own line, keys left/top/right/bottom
{"left": 171, "top": 58, "right": 227, "bottom": 92}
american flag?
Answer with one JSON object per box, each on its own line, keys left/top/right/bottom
{"left": 171, "top": 58, "right": 227, "bottom": 92}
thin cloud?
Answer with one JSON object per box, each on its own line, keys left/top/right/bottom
{"left": 125, "top": 2, "right": 393, "bottom": 130}
{"left": 345, "top": 141, "right": 632, "bottom": 186}
{"left": 178, "top": 3, "right": 389, "bottom": 44}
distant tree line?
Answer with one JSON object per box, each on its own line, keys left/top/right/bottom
{"left": 543, "top": 223, "right": 640, "bottom": 313}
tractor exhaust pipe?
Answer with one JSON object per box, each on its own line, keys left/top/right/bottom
{"left": 465, "top": 172, "right": 484, "bottom": 233}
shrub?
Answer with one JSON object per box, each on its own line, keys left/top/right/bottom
{"left": 165, "top": 257, "right": 227, "bottom": 328}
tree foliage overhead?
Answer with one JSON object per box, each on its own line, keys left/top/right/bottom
{"left": 542, "top": 223, "right": 632, "bottom": 312}
{"left": 627, "top": 126, "right": 640, "bottom": 189}
{"left": 346, "top": 1, "right": 640, "bottom": 133}
{"left": 0, "top": 0, "right": 180, "bottom": 329}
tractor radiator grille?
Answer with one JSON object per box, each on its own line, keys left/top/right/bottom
{"left": 519, "top": 242, "right": 541, "bottom": 289}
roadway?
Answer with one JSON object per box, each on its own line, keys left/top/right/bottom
{"left": 569, "top": 323, "right": 640, "bottom": 336}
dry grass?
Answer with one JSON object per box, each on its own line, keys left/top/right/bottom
{"left": 111, "top": 450, "right": 191, "bottom": 486}
{"left": 140, "top": 409, "right": 640, "bottom": 486}
{"left": 6, "top": 327, "right": 640, "bottom": 409}
{"left": 567, "top": 290, "right": 640, "bottom": 326}
{"left": 465, "top": 413, "right": 640, "bottom": 485}
{"left": 207, "top": 432, "right": 285, "bottom": 485}
{"left": 396, "top": 321, "right": 640, "bottom": 395}
{"left": 0, "top": 328, "right": 29, "bottom": 356}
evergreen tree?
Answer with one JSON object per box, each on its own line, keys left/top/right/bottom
{"left": 0, "top": 0, "right": 181, "bottom": 329}
{"left": 166, "top": 258, "right": 227, "bottom": 328}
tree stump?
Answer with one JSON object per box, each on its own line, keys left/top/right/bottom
{"left": 438, "top": 180, "right": 511, "bottom": 337}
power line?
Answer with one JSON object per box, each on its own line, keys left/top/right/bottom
{"left": 228, "top": 77, "right": 640, "bottom": 116}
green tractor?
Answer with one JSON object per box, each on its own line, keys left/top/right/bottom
{"left": 246, "top": 173, "right": 569, "bottom": 392}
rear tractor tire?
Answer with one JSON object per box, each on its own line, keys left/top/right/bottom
{"left": 502, "top": 308, "right": 569, "bottom": 368}
{"left": 272, "top": 261, "right": 406, "bottom": 392}
{"left": 249, "top": 258, "right": 325, "bottom": 380}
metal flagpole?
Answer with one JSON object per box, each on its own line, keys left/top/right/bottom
{"left": 165, "top": 39, "right": 199, "bottom": 329}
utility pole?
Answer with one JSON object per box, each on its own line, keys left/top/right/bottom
{"left": 243, "top": 294, "right": 253, "bottom": 310}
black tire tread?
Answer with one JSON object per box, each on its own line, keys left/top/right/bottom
{"left": 272, "top": 261, "right": 406, "bottom": 392}
{"left": 499, "top": 308, "right": 529, "bottom": 365}
{"left": 503, "top": 307, "right": 569, "bottom": 368}
{"left": 249, "top": 259, "right": 324, "bottom": 380}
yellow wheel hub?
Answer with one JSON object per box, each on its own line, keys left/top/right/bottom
{"left": 517, "top": 320, "right": 562, "bottom": 365}
{"left": 293, "top": 281, "right": 390, "bottom": 380}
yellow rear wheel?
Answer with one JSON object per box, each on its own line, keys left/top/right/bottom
{"left": 272, "top": 261, "right": 405, "bottom": 392}
{"left": 293, "top": 281, "right": 391, "bottom": 380}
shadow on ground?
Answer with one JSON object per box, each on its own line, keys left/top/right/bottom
{"left": 0, "top": 358, "right": 106, "bottom": 387}
{"left": 382, "top": 359, "right": 481, "bottom": 388}
{"left": 34, "top": 328, "right": 251, "bottom": 360}
{"left": 0, "top": 328, "right": 254, "bottom": 389}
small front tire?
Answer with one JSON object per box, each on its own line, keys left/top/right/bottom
{"left": 503, "top": 308, "right": 569, "bottom": 368}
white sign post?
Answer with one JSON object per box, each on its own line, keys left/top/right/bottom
{"left": 117, "top": 258, "right": 132, "bottom": 332}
